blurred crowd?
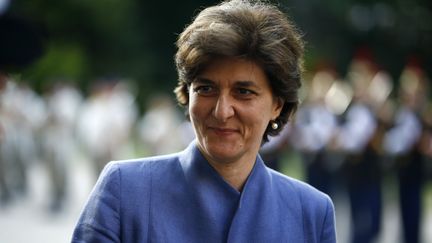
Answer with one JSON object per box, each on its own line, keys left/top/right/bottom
{"left": 261, "top": 51, "right": 432, "bottom": 243}
{"left": 0, "top": 50, "right": 431, "bottom": 243}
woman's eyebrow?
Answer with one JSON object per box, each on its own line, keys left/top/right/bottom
{"left": 194, "top": 77, "right": 215, "bottom": 85}
{"left": 235, "top": 80, "right": 259, "bottom": 89}
{"left": 194, "top": 78, "right": 259, "bottom": 90}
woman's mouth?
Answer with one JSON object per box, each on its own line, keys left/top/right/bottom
{"left": 209, "top": 127, "right": 238, "bottom": 136}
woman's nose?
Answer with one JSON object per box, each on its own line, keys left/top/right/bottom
{"left": 213, "top": 95, "right": 234, "bottom": 122}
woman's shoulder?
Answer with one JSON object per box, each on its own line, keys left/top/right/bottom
{"left": 269, "top": 169, "right": 335, "bottom": 238}
{"left": 111, "top": 152, "right": 181, "bottom": 170}
{"left": 268, "top": 169, "right": 333, "bottom": 208}
{"left": 101, "top": 152, "right": 183, "bottom": 182}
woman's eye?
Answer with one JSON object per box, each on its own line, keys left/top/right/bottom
{"left": 237, "top": 88, "right": 255, "bottom": 96}
{"left": 194, "top": 85, "right": 214, "bottom": 95}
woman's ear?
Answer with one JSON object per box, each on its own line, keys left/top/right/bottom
{"left": 272, "top": 98, "right": 284, "bottom": 119}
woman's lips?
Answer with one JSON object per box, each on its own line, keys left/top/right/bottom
{"left": 209, "top": 127, "right": 238, "bottom": 136}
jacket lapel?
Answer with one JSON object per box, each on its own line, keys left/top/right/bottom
{"left": 227, "top": 156, "right": 304, "bottom": 242}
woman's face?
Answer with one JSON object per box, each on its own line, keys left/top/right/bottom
{"left": 189, "top": 57, "right": 282, "bottom": 165}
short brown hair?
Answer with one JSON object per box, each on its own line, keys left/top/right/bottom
{"left": 174, "top": 0, "right": 304, "bottom": 142}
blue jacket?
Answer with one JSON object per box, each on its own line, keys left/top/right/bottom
{"left": 72, "top": 141, "right": 336, "bottom": 243}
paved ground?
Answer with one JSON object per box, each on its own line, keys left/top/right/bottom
{"left": 0, "top": 156, "right": 94, "bottom": 243}
{"left": 0, "top": 156, "right": 431, "bottom": 243}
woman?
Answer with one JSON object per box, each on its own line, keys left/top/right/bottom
{"left": 72, "top": 0, "right": 336, "bottom": 242}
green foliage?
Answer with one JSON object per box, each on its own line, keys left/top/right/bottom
{"left": 22, "top": 42, "right": 89, "bottom": 88}
{"left": 5, "top": 0, "right": 431, "bottom": 97}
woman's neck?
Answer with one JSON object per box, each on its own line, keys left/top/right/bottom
{"left": 205, "top": 154, "right": 256, "bottom": 192}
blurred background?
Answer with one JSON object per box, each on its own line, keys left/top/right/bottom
{"left": 0, "top": 0, "right": 431, "bottom": 242}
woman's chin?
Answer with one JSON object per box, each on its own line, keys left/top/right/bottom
{"left": 201, "top": 141, "right": 243, "bottom": 163}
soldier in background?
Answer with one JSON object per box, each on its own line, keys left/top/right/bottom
{"left": 290, "top": 68, "right": 339, "bottom": 195}
{"left": 138, "top": 94, "right": 184, "bottom": 156}
{"left": 0, "top": 72, "right": 9, "bottom": 205}
{"left": 0, "top": 80, "right": 45, "bottom": 202}
{"left": 334, "top": 51, "right": 383, "bottom": 243}
{"left": 77, "top": 79, "right": 138, "bottom": 179}
{"left": 40, "top": 81, "right": 83, "bottom": 212}
{"left": 383, "top": 60, "right": 429, "bottom": 243}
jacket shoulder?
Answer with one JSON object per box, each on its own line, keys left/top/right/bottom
{"left": 104, "top": 153, "right": 182, "bottom": 197}
{"left": 269, "top": 169, "right": 336, "bottom": 242}
{"left": 110, "top": 152, "right": 181, "bottom": 176}
{"left": 269, "top": 169, "right": 330, "bottom": 203}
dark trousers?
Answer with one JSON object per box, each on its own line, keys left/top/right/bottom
{"left": 399, "top": 179, "right": 421, "bottom": 243}
{"left": 397, "top": 152, "right": 423, "bottom": 243}
{"left": 348, "top": 183, "right": 382, "bottom": 243}
{"left": 344, "top": 149, "right": 383, "bottom": 243}
{"left": 306, "top": 153, "right": 333, "bottom": 195}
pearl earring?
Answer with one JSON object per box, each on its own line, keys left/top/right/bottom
{"left": 271, "top": 121, "right": 278, "bottom": 130}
